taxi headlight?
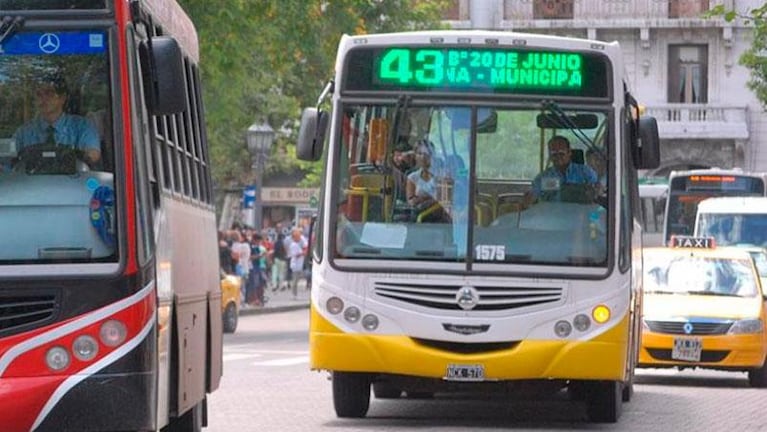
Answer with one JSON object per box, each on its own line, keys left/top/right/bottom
{"left": 729, "top": 319, "right": 764, "bottom": 334}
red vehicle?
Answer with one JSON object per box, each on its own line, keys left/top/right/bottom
{"left": 0, "top": 1, "right": 222, "bottom": 431}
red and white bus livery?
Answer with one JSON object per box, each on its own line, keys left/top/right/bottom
{"left": 0, "top": 1, "right": 221, "bottom": 431}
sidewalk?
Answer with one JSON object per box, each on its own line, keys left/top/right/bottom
{"left": 238, "top": 279, "right": 311, "bottom": 315}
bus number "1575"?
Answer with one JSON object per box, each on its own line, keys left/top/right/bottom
{"left": 474, "top": 245, "right": 505, "bottom": 261}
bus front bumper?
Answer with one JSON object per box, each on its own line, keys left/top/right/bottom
{"left": 309, "top": 308, "right": 630, "bottom": 381}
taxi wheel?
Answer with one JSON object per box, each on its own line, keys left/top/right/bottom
{"left": 585, "top": 380, "right": 622, "bottom": 423}
{"left": 747, "top": 362, "right": 767, "bottom": 388}
{"left": 223, "top": 303, "right": 238, "bottom": 333}
{"left": 332, "top": 372, "right": 371, "bottom": 418}
{"left": 373, "top": 383, "right": 402, "bottom": 399}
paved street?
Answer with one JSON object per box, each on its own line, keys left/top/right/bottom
{"left": 205, "top": 309, "right": 767, "bottom": 432}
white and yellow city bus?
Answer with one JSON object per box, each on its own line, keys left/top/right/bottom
{"left": 297, "top": 30, "right": 660, "bottom": 423}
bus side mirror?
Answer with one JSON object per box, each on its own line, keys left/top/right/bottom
{"left": 632, "top": 116, "right": 660, "bottom": 169}
{"left": 297, "top": 107, "right": 327, "bottom": 161}
{"left": 139, "top": 36, "right": 187, "bottom": 116}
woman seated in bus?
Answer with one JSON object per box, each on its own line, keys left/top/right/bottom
{"left": 406, "top": 139, "right": 450, "bottom": 223}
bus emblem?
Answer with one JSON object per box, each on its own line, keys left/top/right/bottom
{"left": 456, "top": 286, "right": 480, "bottom": 310}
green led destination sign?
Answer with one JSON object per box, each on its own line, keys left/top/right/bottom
{"left": 343, "top": 46, "right": 610, "bottom": 99}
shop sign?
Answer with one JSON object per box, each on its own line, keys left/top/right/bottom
{"left": 262, "top": 187, "right": 319, "bottom": 204}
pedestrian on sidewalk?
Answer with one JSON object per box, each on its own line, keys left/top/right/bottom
{"left": 271, "top": 224, "right": 288, "bottom": 292}
{"left": 248, "top": 234, "right": 268, "bottom": 306}
{"left": 287, "top": 227, "right": 308, "bottom": 299}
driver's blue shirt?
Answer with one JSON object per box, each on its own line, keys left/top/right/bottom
{"left": 13, "top": 114, "right": 100, "bottom": 151}
{"left": 531, "top": 163, "right": 598, "bottom": 200}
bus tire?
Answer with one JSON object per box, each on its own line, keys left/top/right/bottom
{"left": 373, "top": 383, "right": 402, "bottom": 399}
{"left": 223, "top": 303, "right": 238, "bottom": 333}
{"left": 748, "top": 360, "right": 767, "bottom": 387}
{"left": 163, "top": 400, "right": 203, "bottom": 432}
{"left": 585, "top": 380, "right": 621, "bottom": 423}
{"left": 332, "top": 372, "right": 371, "bottom": 418}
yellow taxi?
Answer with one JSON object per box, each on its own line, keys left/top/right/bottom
{"left": 640, "top": 236, "right": 767, "bottom": 387}
{"left": 221, "top": 271, "right": 241, "bottom": 333}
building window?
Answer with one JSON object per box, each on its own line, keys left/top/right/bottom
{"left": 667, "top": 45, "right": 708, "bottom": 103}
{"left": 534, "top": 0, "right": 574, "bottom": 19}
{"left": 668, "top": 0, "right": 709, "bottom": 19}
{"left": 442, "top": 0, "right": 460, "bottom": 20}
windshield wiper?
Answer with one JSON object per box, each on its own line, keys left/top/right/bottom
{"left": 0, "top": 16, "right": 24, "bottom": 46}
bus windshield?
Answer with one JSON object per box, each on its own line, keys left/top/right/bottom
{"left": 665, "top": 172, "right": 765, "bottom": 243}
{"left": 0, "top": 29, "right": 115, "bottom": 263}
{"left": 333, "top": 103, "right": 609, "bottom": 266}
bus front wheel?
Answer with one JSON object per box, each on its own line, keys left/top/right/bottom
{"left": 584, "top": 380, "right": 622, "bottom": 423}
{"left": 332, "top": 372, "right": 371, "bottom": 418}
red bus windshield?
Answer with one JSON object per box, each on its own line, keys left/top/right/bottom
{"left": 0, "top": 29, "right": 115, "bottom": 263}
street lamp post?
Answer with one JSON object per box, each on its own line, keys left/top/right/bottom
{"left": 246, "top": 121, "right": 275, "bottom": 231}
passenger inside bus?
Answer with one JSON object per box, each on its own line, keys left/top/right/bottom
{"left": 406, "top": 139, "right": 451, "bottom": 223}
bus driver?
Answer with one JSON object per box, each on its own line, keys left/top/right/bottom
{"left": 13, "top": 74, "right": 101, "bottom": 165}
{"left": 525, "top": 135, "right": 599, "bottom": 205}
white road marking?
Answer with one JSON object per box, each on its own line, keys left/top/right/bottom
{"left": 252, "top": 356, "right": 309, "bottom": 366}
{"left": 223, "top": 353, "right": 263, "bottom": 362}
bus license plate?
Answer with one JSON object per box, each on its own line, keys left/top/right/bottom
{"left": 672, "top": 337, "right": 702, "bottom": 362}
{"left": 444, "top": 364, "right": 485, "bottom": 382}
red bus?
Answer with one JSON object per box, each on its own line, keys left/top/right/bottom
{"left": 0, "top": 1, "right": 221, "bottom": 431}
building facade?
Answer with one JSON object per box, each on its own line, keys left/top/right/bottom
{"left": 441, "top": 0, "right": 762, "bottom": 175}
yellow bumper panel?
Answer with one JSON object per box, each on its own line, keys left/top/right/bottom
{"left": 310, "top": 307, "right": 629, "bottom": 381}
{"left": 640, "top": 331, "right": 767, "bottom": 368}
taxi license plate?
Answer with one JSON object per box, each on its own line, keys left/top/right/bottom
{"left": 444, "top": 364, "right": 485, "bottom": 382}
{"left": 672, "top": 337, "right": 702, "bottom": 362}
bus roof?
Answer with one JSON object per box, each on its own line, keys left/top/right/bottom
{"left": 697, "top": 196, "right": 767, "bottom": 213}
{"left": 141, "top": 0, "right": 199, "bottom": 62}
{"left": 338, "top": 30, "right": 620, "bottom": 55}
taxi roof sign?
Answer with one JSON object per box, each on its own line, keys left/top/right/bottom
{"left": 669, "top": 235, "right": 715, "bottom": 249}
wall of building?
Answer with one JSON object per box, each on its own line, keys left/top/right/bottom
{"left": 444, "top": 0, "right": 766, "bottom": 173}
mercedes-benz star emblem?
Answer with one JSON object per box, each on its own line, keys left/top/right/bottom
{"left": 456, "top": 286, "right": 479, "bottom": 310}
{"left": 683, "top": 322, "right": 694, "bottom": 334}
{"left": 39, "top": 33, "right": 61, "bottom": 54}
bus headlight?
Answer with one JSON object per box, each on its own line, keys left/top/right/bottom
{"left": 554, "top": 320, "right": 572, "bottom": 337}
{"left": 45, "top": 346, "right": 71, "bottom": 371}
{"left": 100, "top": 320, "right": 127, "bottom": 347}
{"left": 729, "top": 319, "right": 764, "bottom": 334}
{"left": 326, "top": 297, "right": 344, "bottom": 315}
{"left": 72, "top": 335, "right": 99, "bottom": 361}
{"left": 361, "top": 314, "right": 379, "bottom": 331}
{"left": 573, "top": 314, "right": 591, "bottom": 332}
{"left": 343, "top": 306, "right": 361, "bottom": 323}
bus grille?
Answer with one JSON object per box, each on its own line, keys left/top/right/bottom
{"left": 645, "top": 320, "right": 733, "bottom": 335}
{"left": 412, "top": 338, "right": 519, "bottom": 354}
{"left": 373, "top": 282, "right": 563, "bottom": 311}
{"left": 0, "top": 293, "right": 58, "bottom": 334}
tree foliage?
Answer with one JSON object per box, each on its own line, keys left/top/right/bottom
{"left": 178, "top": 0, "right": 449, "bottom": 188}
{"left": 710, "top": 3, "right": 767, "bottom": 109}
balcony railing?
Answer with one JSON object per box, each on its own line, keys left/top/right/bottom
{"left": 644, "top": 103, "right": 749, "bottom": 140}
{"left": 504, "top": 0, "right": 730, "bottom": 24}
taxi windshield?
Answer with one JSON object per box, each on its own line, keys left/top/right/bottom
{"left": 644, "top": 252, "right": 759, "bottom": 297}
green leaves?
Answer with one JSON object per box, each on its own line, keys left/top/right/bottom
{"left": 178, "top": 0, "right": 449, "bottom": 189}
